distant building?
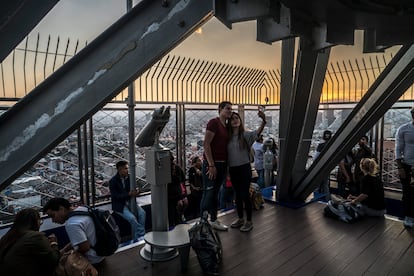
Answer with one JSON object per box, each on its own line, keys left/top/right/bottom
{"left": 11, "top": 176, "right": 42, "bottom": 191}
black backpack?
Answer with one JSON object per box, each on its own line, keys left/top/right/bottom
{"left": 188, "top": 211, "right": 222, "bottom": 275}
{"left": 68, "top": 206, "right": 121, "bottom": 256}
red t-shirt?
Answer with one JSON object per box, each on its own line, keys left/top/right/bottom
{"left": 203, "top": 117, "right": 229, "bottom": 162}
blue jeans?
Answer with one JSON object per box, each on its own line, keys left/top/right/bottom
{"left": 200, "top": 160, "right": 227, "bottom": 221}
{"left": 119, "top": 205, "right": 146, "bottom": 240}
{"left": 219, "top": 186, "right": 234, "bottom": 210}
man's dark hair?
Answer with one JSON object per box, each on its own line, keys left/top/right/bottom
{"left": 361, "top": 135, "right": 369, "bottom": 141}
{"left": 191, "top": 156, "right": 200, "bottom": 164}
{"left": 0, "top": 208, "right": 42, "bottom": 251}
{"left": 218, "top": 101, "right": 232, "bottom": 113}
{"left": 43, "top": 197, "right": 71, "bottom": 212}
{"left": 323, "top": 130, "right": 332, "bottom": 141}
{"left": 116, "top": 160, "right": 128, "bottom": 169}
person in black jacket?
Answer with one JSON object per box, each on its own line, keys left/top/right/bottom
{"left": 109, "top": 160, "right": 146, "bottom": 241}
{"left": 352, "top": 135, "right": 374, "bottom": 195}
{"left": 188, "top": 156, "right": 203, "bottom": 220}
{"left": 167, "top": 153, "right": 188, "bottom": 226}
{"left": 313, "top": 130, "right": 332, "bottom": 200}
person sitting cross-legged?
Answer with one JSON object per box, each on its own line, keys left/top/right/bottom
{"left": 347, "top": 158, "right": 386, "bottom": 217}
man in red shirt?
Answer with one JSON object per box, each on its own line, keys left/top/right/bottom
{"left": 200, "top": 101, "right": 232, "bottom": 231}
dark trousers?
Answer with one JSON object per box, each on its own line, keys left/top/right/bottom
{"left": 400, "top": 164, "right": 414, "bottom": 218}
{"left": 187, "top": 193, "right": 202, "bottom": 220}
{"left": 229, "top": 163, "right": 253, "bottom": 221}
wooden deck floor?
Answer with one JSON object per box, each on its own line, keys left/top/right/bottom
{"left": 98, "top": 201, "right": 414, "bottom": 276}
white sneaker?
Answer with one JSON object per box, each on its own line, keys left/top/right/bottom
{"left": 404, "top": 216, "right": 414, "bottom": 228}
{"left": 211, "top": 220, "right": 228, "bottom": 231}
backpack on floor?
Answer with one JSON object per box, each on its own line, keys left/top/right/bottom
{"left": 188, "top": 211, "right": 222, "bottom": 275}
{"left": 324, "top": 200, "right": 361, "bottom": 223}
{"left": 250, "top": 183, "right": 264, "bottom": 210}
{"left": 69, "top": 206, "right": 121, "bottom": 256}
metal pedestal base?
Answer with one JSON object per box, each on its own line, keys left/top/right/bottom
{"left": 139, "top": 243, "right": 178, "bottom": 261}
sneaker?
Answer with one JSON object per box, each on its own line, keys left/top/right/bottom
{"left": 211, "top": 220, "right": 228, "bottom": 231}
{"left": 231, "top": 218, "right": 244, "bottom": 228}
{"left": 240, "top": 221, "right": 253, "bottom": 232}
{"left": 404, "top": 216, "right": 414, "bottom": 228}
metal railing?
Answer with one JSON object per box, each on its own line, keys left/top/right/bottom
{"left": 1, "top": 34, "right": 413, "bottom": 107}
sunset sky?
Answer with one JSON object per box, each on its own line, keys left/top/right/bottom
{"left": 1, "top": 0, "right": 402, "bottom": 103}
{"left": 28, "top": 0, "right": 399, "bottom": 71}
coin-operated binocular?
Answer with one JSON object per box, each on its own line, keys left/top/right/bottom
{"left": 263, "top": 138, "right": 274, "bottom": 187}
{"left": 135, "top": 106, "right": 171, "bottom": 231}
{"left": 135, "top": 106, "right": 171, "bottom": 150}
{"left": 136, "top": 106, "right": 176, "bottom": 261}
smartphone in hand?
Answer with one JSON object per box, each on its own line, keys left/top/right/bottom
{"left": 258, "top": 105, "right": 265, "bottom": 112}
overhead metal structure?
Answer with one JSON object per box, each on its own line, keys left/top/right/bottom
{"left": 215, "top": 0, "right": 414, "bottom": 202}
{"left": 1, "top": 0, "right": 414, "bottom": 203}
{"left": 0, "top": 0, "right": 58, "bottom": 62}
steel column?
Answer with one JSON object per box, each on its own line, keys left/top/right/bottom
{"left": 277, "top": 38, "right": 295, "bottom": 201}
{"left": 277, "top": 38, "right": 319, "bottom": 202}
{"left": 291, "top": 47, "right": 331, "bottom": 184}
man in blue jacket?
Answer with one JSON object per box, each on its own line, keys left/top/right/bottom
{"left": 109, "top": 160, "right": 146, "bottom": 240}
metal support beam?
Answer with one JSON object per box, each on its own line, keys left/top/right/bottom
{"left": 257, "top": 3, "right": 292, "bottom": 44}
{"left": 215, "top": 0, "right": 270, "bottom": 28}
{"left": 294, "top": 44, "right": 414, "bottom": 201}
{"left": 291, "top": 47, "right": 331, "bottom": 184}
{"left": 177, "top": 104, "right": 186, "bottom": 169}
{"left": 0, "top": 0, "right": 58, "bottom": 62}
{"left": 0, "top": 0, "right": 214, "bottom": 190}
{"left": 363, "top": 29, "right": 389, "bottom": 53}
{"left": 126, "top": 0, "right": 138, "bottom": 218}
{"left": 277, "top": 38, "right": 295, "bottom": 201}
{"left": 278, "top": 38, "right": 319, "bottom": 202}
